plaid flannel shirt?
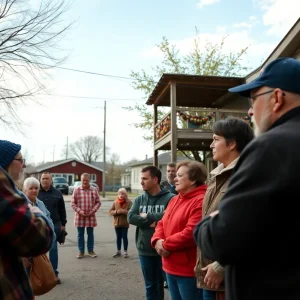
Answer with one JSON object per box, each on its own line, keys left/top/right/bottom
{"left": 71, "top": 186, "right": 101, "bottom": 227}
{"left": 0, "top": 167, "right": 54, "bottom": 300}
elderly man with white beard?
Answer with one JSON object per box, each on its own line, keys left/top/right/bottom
{"left": 194, "top": 57, "right": 300, "bottom": 300}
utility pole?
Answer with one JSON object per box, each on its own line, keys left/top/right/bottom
{"left": 66, "top": 136, "right": 69, "bottom": 159}
{"left": 53, "top": 145, "right": 55, "bottom": 162}
{"left": 102, "top": 101, "right": 106, "bottom": 198}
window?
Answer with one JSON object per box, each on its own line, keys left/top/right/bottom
{"left": 91, "top": 174, "right": 97, "bottom": 181}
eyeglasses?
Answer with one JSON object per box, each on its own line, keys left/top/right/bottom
{"left": 248, "top": 89, "right": 286, "bottom": 107}
{"left": 14, "top": 158, "right": 26, "bottom": 165}
{"left": 248, "top": 89, "right": 274, "bottom": 106}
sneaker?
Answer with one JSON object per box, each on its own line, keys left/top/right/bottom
{"left": 77, "top": 252, "right": 84, "bottom": 259}
{"left": 123, "top": 252, "right": 128, "bottom": 258}
{"left": 56, "top": 276, "right": 61, "bottom": 284}
{"left": 164, "top": 281, "right": 168, "bottom": 289}
{"left": 112, "top": 252, "right": 121, "bottom": 258}
{"left": 88, "top": 251, "right": 97, "bottom": 258}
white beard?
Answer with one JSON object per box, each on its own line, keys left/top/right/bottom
{"left": 252, "top": 107, "right": 273, "bottom": 137}
{"left": 251, "top": 117, "right": 262, "bottom": 137}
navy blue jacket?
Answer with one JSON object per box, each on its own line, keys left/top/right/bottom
{"left": 195, "top": 107, "right": 300, "bottom": 300}
{"left": 38, "top": 186, "right": 67, "bottom": 226}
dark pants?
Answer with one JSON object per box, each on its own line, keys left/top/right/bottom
{"left": 49, "top": 224, "right": 61, "bottom": 276}
{"left": 115, "top": 227, "right": 128, "bottom": 251}
{"left": 203, "top": 289, "right": 216, "bottom": 300}
{"left": 139, "top": 255, "right": 164, "bottom": 300}
{"left": 77, "top": 227, "right": 94, "bottom": 253}
{"left": 166, "top": 273, "right": 203, "bottom": 300}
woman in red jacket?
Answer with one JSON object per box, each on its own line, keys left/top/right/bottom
{"left": 151, "top": 160, "right": 207, "bottom": 300}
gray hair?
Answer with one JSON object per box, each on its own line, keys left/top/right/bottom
{"left": 23, "top": 177, "right": 40, "bottom": 191}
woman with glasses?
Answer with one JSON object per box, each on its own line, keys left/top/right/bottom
{"left": 0, "top": 140, "right": 54, "bottom": 300}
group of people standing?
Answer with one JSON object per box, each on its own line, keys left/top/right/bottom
{"left": 128, "top": 57, "right": 300, "bottom": 300}
{"left": 127, "top": 116, "right": 253, "bottom": 300}
{"left": 2, "top": 57, "right": 300, "bottom": 300}
{"left": 0, "top": 139, "right": 102, "bottom": 299}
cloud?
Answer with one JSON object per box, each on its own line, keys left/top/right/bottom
{"left": 254, "top": 0, "right": 299, "bottom": 36}
{"left": 232, "top": 22, "right": 253, "bottom": 29}
{"left": 197, "top": 0, "right": 220, "bottom": 8}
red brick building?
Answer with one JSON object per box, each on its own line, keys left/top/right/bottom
{"left": 26, "top": 159, "right": 103, "bottom": 190}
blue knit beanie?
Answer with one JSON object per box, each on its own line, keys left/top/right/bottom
{"left": 0, "top": 140, "right": 22, "bottom": 168}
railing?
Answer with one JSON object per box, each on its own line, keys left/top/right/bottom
{"left": 154, "top": 107, "right": 250, "bottom": 142}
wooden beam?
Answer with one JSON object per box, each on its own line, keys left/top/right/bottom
{"left": 154, "top": 81, "right": 171, "bottom": 105}
{"left": 153, "top": 150, "right": 158, "bottom": 167}
{"left": 154, "top": 132, "right": 171, "bottom": 150}
{"left": 153, "top": 104, "right": 158, "bottom": 142}
{"left": 170, "top": 82, "right": 177, "bottom": 162}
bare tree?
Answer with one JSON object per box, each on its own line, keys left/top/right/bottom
{"left": 70, "top": 136, "right": 106, "bottom": 163}
{"left": 106, "top": 153, "right": 123, "bottom": 186}
{"left": 0, "top": 0, "right": 72, "bottom": 129}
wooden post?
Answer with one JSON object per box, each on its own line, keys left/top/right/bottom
{"left": 153, "top": 104, "right": 158, "bottom": 166}
{"left": 153, "top": 150, "right": 158, "bottom": 167}
{"left": 170, "top": 82, "right": 177, "bottom": 162}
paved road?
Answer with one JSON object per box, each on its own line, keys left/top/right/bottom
{"left": 37, "top": 198, "right": 171, "bottom": 300}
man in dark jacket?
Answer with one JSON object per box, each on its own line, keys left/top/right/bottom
{"left": 161, "top": 162, "right": 177, "bottom": 196}
{"left": 128, "top": 166, "right": 175, "bottom": 300}
{"left": 38, "top": 172, "right": 67, "bottom": 284}
{"left": 194, "top": 57, "right": 300, "bottom": 300}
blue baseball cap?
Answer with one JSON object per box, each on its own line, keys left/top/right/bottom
{"left": 229, "top": 57, "right": 300, "bottom": 97}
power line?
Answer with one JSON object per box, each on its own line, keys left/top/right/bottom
{"left": 40, "top": 93, "right": 145, "bottom": 101}
{"left": 38, "top": 63, "right": 158, "bottom": 84}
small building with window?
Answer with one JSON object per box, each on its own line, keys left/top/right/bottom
{"left": 25, "top": 158, "right": 103, "bottom": 191}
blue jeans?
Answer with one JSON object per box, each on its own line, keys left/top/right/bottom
{"left": 77, "top": 227, "right": 94, "bottom": 253}
{"left": 139, "top": 255, "right": 164, "bottom": 300}
{"left": 115, "top": 227, "right": 128, "bottom": 251}
{"left": 49, "top": 225, "right": 61, "bottom": 276}
{"left": 166, "top": 273, "right": 203, "bottom": 300}
{"left": 203, "top": 289, "right": 216, "bottom": 300}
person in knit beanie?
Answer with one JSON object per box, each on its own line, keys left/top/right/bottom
{"left": 0, "top": 140, "right": 25, "bottom": 182}
{"left": 0, "top": 140, "right": 54, "bottom": 300}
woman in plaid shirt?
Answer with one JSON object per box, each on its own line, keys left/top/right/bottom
{"left": 71, "top": 173, "right": 101, "bottom": 259}
{"left": 0, "top": 140, "right": 54, "bottom": 300}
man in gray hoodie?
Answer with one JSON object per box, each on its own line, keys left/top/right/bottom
{"left": 128, "top": 166, "right": 175, "bottom": 300}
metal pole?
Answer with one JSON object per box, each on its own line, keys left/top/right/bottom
{"left": 102, "top": 101, "right": 106, "bottom": 198}
{"left": 66, "top": 136, "right": 69, "bottom": 159}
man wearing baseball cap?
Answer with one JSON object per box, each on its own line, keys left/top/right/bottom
{"left": 194, "top": 57, "right": 300, "bottom": 300}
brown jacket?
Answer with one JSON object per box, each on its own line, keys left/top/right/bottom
{"left": 195, "top": 158, "right": 239, "bottom": 291}
{"left": 109, "top": 199, "right": 132, "bottom": 227}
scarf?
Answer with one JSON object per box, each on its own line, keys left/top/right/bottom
{"left": 117, "top": 197, "right": 126, "bottom": 208}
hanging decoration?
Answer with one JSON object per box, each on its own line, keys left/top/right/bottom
{"left": 221, "top": 114, "right": 251, "bottom": 123}
{"left": 177, "top": 111, "right": 216, "bottom": 125}
{"left": 156, "top": 112, "right": 251, "bottom": 140}
{"left": 155, "top": 116, "right": 170, "bottom": 139}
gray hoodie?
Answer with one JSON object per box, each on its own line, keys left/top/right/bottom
{"left": 128, "top": 188, "right": 175, "bottom": 256}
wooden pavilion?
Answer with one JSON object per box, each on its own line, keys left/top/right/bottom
{"left": 146, "top": 74, "right": 249, "bottom": 169}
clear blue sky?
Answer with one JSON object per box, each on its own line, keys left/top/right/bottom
{"left": 0, "top": 0, "right": 298, "bottom": 164}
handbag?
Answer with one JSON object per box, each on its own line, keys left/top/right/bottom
{"left": 216, "top": 291, "right": 225, "bottom": 300}
{"left": 30, "top": 254, "right": 57, "bottom": 295}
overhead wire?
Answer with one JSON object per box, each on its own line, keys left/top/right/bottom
{"left": 40, "top": 93, "right": 145, "bottom": 101}
{"left": 37, "top": 63, "right": 159, "bottom": 84}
